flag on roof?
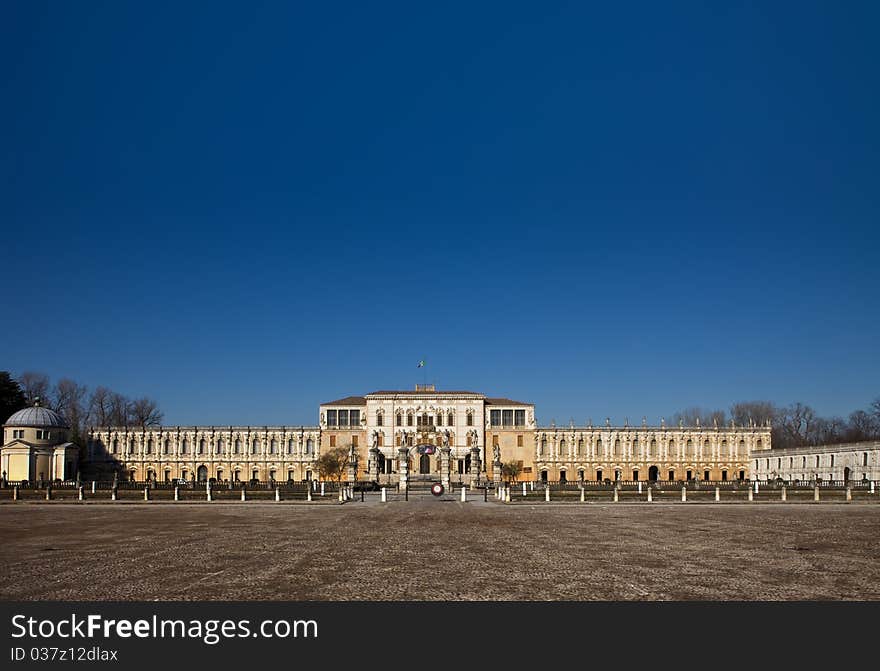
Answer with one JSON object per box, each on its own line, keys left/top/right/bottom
{"left": 417, "top": 360, "right": 425, "bottom": 368}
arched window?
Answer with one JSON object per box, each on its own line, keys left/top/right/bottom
{"left": 163, "top": 439, "right": 170, "bottom": 455}
{"left": 632, "top": 439, "right": 639, "bottom": 457}
{"left": 396, "top": 413, "right": 402, "bottom": 427}
{"left": 181, "top": 439, "right": 188, "bottom": 455}
{"left": 406, "top": 412, "right": 414, "bottom": 427}
{"left": 216, "top": 438, "right": 224, "bottom": 455}
{"left": 649, "top": 439, "right": 656, "bottom": 458}
{"left": 559, "top": 438, "right": 566, "bottom": 454}
{"left": 668, "top": 440, "right": 675, "bottom": 457}
{"left": 539, "top": 439, "right": 546, "bottom": 456}
{"left": 738, "top": 440, "right": 745, "bottom": 456}
{"left": 686, "top": 439, "right": 694, "bottom": 457}
{"left": 578, "top": 439, "right": 584, "bottom": 455}
{"left": 234, "top": 438, "right": 241, "bottom": 454}
{"left": 146, "top": 438, "right": 153, "bottom": 454}
{"left": 703, "top": 439, "right": 710, "bottom": 456}
{"left": 376, "top": 411, "right": 384, "bottom": 427}
{"left": 448, "top": 412, "right": 454, "bottom": 426}
{"left": 112, "top": 439, "right": 118, "bottom": 454}
{"left": 613, "top": 439, "right": 620, "bottom": 457}
{"left": 127, "top": 439, "right": 134, "bottom": 455}
{"left": 306, "top": 438, "right": 314, "bottom": 455}
{"left": 287, "top": 439, "right": 294, "bottom": 454}
{"left": 756, "top": 439, "right": 763, "bottom": 450}
{"left": 252, "top": 438, "right": 259, "bottom": 455}
{"left": 466, "top": 411, "right": 474, "bottom": 427}
{"left": 864, "top": 453, "right": 869, "bottom": 467}
{"left": 269, "top": 439, "right": 276, "bottom": 455}
{"left": 198, "top": 439, "right": 205, "bottom": 455}
{"left": 595, "top": 438, "right": 602, "bottom": 456}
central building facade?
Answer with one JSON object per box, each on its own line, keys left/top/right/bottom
{"left": 85, "top": 385, "right": 771, "bottom": 484}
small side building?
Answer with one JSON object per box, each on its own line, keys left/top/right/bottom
{"left": 1, "top": 399, "right": 78, "bottom": 484}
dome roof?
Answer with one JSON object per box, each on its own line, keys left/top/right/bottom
{"left": 5, "top": 400, "right": 69, "bottom": 429}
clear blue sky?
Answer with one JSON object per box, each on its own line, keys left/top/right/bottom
{"left": 2, "top": 1, "right": 878, "bottom": 426}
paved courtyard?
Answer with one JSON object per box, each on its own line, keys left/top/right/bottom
{"left": 1, "top": 501, "right": 878, "bottom": 600}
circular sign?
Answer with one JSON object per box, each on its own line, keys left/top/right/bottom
{"left": 431, "top": 483, "right": 445, "bottom": 497}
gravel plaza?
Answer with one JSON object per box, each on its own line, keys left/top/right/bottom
{"left": 1, "top": 499, "right": 878, "bottom": 601}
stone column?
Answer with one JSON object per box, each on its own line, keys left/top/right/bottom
{"left": 470, "top": 446, "right": 481, "bottom": 486}
{"left": 440, "top": 446, "right": 451, "bottom": 489}
{"left": 398, "top": 447, "right": 409, "bottom": 491}
{"left": 369, "top": 446, "right": 381, "bottom": 480}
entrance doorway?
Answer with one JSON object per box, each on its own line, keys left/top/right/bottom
{"left": 648, "top": 465, "right": 659, "bottom": 481}
{"left": 197, "top": 465, "right": 208, "bottom": 482}
{"left": 844, "top": 467, "right": 850, "bottom": 483}
{"left": 419, "top": 454, "right": 431, "bottom": 474}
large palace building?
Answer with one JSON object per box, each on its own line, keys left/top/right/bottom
{"left": 71, "top": 385, "right": 772, "bottom": 486}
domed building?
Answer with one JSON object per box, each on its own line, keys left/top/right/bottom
{"left": 1, "top": 398, "right": 79, "bottom": 484}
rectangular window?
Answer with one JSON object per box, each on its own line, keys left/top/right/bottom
{"left": 407, "top": 414, "right": 413, "bottom": 426}
{"left": 502, "top": 409, "right": 513, "bottom": 426}
{"left": 490, "top": 410, "right": 501, "bottom": 426}
{"left": 338, "top": 410, "right": 349, "bottom": 426}
{"left": 329, "top": 435, "right": 336, "bottom": 447}
{"left": 376, "top": 413, "right": 383, "bottom": 426}
{"left": 517, "top": 435, "right": 523, "bottom": 447}
{"left": 352, "top": 435, "right": 358, "bottom": 447}
{"left": 514, "top": 410, "right": 525, "bottom": 426}
{"left": 466, "top": 414, "right": 473, "bottom": 426}
{"left": 396, "top": 414, "right": 402, "bottom": 426}
{"left": 327, "top": 409, "right": 337, "bottom": 426}
{"left": 492, "top": 434, "right": 499, "bottom": 446}
{"left": 349, "top": 410, "right": 359, "bottom": 426}
{"left": 436, "top": 414, "right": 443, "bottom": 427}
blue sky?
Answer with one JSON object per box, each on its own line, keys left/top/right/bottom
{"left": 2, "top": 1, "right": 878, "bottom": 426}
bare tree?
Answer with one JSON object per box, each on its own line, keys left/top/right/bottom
{"left": 729, "top": 401, "right": 777, "bottom": 427}
{"left": 53, "top": 378, "right": 89, "bottom": 441}
{"left": 776, "top": 402, "right": 817, "bottom": 447}
{"left": 129, "top": 397, "right": 163, "bottom": 427}
{"left": 671, "top": 407, "right": 727, "bottom": 427}
{"left": 846, "top": 410, "right": 879, "bottom": 442}
{"left": 108, "top": 392, "right": 131, "bottom": 426}
{"left": 87, "top": 386, "right": 114, "bottom": 427}
{"left": 17, "top": 371, "right": 50, "bottom": 405}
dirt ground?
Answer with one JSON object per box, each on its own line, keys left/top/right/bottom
{"left": 1, "top": 500, "right": 878, "bottom": 601}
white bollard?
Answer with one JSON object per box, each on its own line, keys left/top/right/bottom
{"left": 545, "top": 487, "right": 550, "bottom": 502}
{"left": 647, "top": 487, "right": 652, "bottom": 502}
{"left": 613, "top": 487, "right": 618, "bottom": 503}
{"left": 522, "top": 482, "right": 527, "bottom": 497}
{"left": 275, "top": 487, "right": 281, "bottom": 502}
{"left": 814, "top": 485, "right": 820, "bottom": 502}
{"left": 241, "top": 488, "right": 246, "bottom": 501}
{"left": 307, "top": 488, "right": 312, "bottom": 502}
{"left": 78, "top": 486, "right": 84, "bottom": 501}
{"left": 91, "top": 481, "right": 96, "bottom": 494}
{"left": 381, "top": 487, "right": 386, "bottom": 503}
{"left": 748, "top": 488, "right": 753, "bottom": 502}
{"left": 144, "top": 487, "right": 150, "bottom": 501}
{"left": 871, "top": 481, "right": 875, "bottom": 494}
{"left": 111, "top": 488, "right": 117, "bottom": 501}
{"left": 174, "top": 486, "right": 179, "bottom": 501}
{"left": 681, "top": 486, "right": 687, "bottom": 502}
{"left": 638, "top": 481, "right": 642, "bottom": 494}
{"left": 461, "top": 486, "right": 467, "bottom": 503}
{"left": 781, "top": 487, "right": 786, "bottom": 502}
{"left": 530, "top": 481, "right": 534, "bottom": 491}
{"left": 715, "top": 486, "right": 720, "bottom": 502}
{"left": 320, "top": 482, "right": 325, "bottom": 496}
{"left": 754, "top": 481, "right": 759, "bottom": 493}
{"left": 846, "top": 486, "right": 852, "bottom": 502}
{"left": 580, "top": 487, "right": 585, "bottom": 503}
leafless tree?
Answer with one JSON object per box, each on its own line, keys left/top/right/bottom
{"left": 108, "top": 392, "right": 131, "bottom": 426}
{"left": 846, "top": 410, "right": 879, "bottom": 442}
{"left": 671, "top": 407, "right": 726, "bottom": 427}
{"left": 88, "top": 386, "right": 114, "bottom": 427}
{"left": 17, "top": 371, "right": 50, "bottom": 405}
{"left": 129, "top": 397, "right": 163, "bottom": 427}
{"left": 729, "top": 401, "right": 777, "bottom": 427}
{"left": 53, "top": 378, "right": 89, "bottom": 439}
{"left": 776, "top": 402, "right": 817, "bottom": 447}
